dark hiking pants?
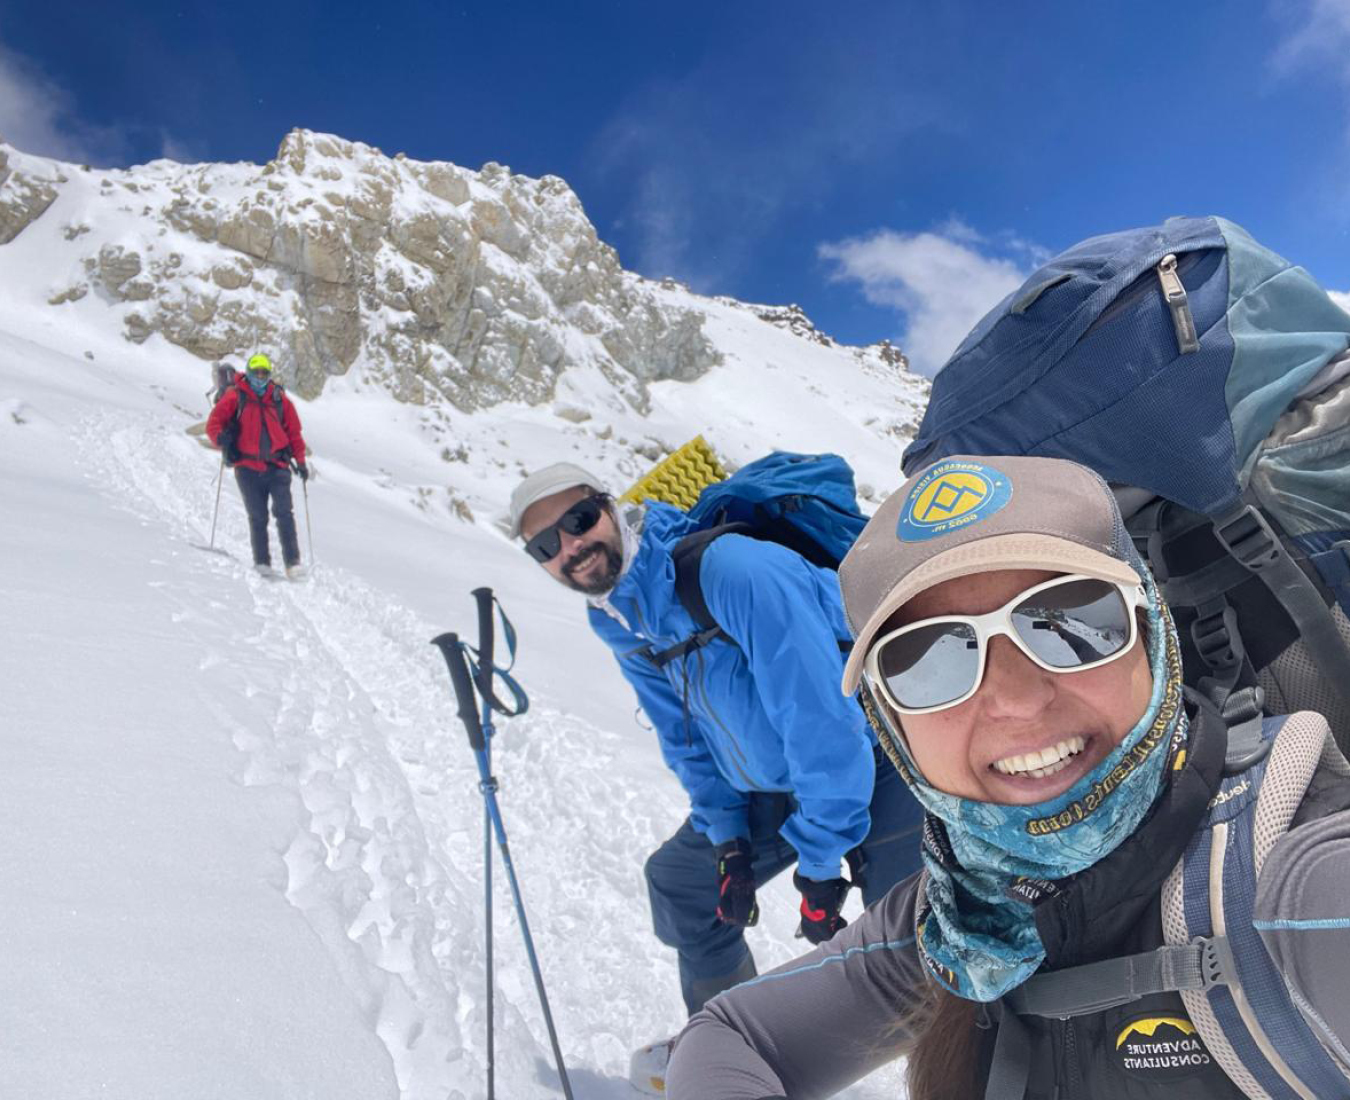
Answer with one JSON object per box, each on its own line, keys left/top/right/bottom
{"left": 645, "top": 747, "right": 923, "bottom": 1015}
{"left": 235, "top": 465, "right": 300, "bottom": 567}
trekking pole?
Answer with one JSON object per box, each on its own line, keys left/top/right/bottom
{"left": 432, "top": 603, "right": 573, "bottom": 1100}
{"left": 302, "top": 480, "right": 314, "bottom": 564}
{"left": 300, "top": 471, "right": 315, "bottom": 564}
{"left": 473, "top": 588, "right": 496, "bottom": 1100}
{"left": 208, "top": 452, "right": 225, "bottom": 550}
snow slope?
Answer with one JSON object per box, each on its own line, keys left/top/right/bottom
{"left": 0, "top": 267, "right": 926, "bottom": 1098}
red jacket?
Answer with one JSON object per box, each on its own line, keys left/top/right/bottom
{"left": 206, "top": 377, "right": 307, "bottom": 473}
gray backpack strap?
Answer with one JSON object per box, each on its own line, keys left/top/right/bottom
{"left": 1222, "top": 686, "right": 1272, "bottom": 774}
{"left": 984, "top": 940, "right": 1238, "bottom": 1099}
{"left": 1004, "top": 938, "right": 1237, "bottom": 1019}
{"left": 983, "top": 1003, "right": 1033, "bottom": 1100}
{"left": 1212, "top": 504, "right": 1350, "bottom": 755}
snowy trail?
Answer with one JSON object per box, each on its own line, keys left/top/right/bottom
{"left": 39, "top": 377, "right": 906, "bottom": 1098}
{"left": 71, "top": 410, "right": 702, "bottom": 1096}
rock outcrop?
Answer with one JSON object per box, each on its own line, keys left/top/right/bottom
{"left": 0, "top": 147, "right": 61, "bottom": 245}
{"left": 2, "top": 130, "right": 721, "bottom": 406}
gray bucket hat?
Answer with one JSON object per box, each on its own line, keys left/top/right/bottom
{"left": 839, "top": 455, "right": 1142, "bottom": 695}
{"left": 507, "top": 462, "right": 606, "bottom": 538}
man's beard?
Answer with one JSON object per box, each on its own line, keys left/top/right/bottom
{"left": 561, "top": 540, "right": 623, "bottom": 596}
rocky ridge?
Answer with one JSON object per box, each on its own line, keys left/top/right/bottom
{"left": 0, "top": 131, "right": 923, "bottom": 430}
{"left": 0, "top": 130, "right": 725, "bottom": 409}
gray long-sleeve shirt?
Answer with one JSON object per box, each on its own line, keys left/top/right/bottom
{"left": 667, "top": 877, "right": 925, "bottom": 1099}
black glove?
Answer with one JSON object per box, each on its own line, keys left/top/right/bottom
{"left": 293, "top": 461, "right": 309, "bottom": 482}
{"left": 217, "top": 425, "right": 237, "bottom": 454}
{"left": 795, "top": 871, "right": 851, "bottom": 944}
{"left": 714, "top": 839, "right": 759, "bottom": 927}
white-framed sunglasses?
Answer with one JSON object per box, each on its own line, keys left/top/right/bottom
{"left": 863, "top": 574, "right": 1146, "bottom": 716}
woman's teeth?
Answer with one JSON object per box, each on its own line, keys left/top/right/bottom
{"left": 993, "top": 736, "right": 1086, "bottom": 779}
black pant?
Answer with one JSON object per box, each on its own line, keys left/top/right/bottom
{"left": 234, "top": 466, "right": 300, "bottom": 567}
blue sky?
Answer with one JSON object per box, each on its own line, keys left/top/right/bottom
{"left": 4, "top": 0, "right": 1350, "bottom": 372}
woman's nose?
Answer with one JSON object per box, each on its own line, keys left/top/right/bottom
{"left": 978, "top": 634, "right": 1056, "bottom": 719}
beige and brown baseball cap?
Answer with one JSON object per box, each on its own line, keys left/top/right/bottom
{"left": 839, "top": 455, "right": 1144, "bottom": 695}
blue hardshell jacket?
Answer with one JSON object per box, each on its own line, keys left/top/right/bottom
{"left": 586, "top": 502, "right": 877, "bottom": 880}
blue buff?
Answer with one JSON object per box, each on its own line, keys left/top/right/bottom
{"left": 886, "top": 577, "right": 1188, "bottom": 1003}
{"left": 247, "top": 373, "right": 270, "bottom": 395}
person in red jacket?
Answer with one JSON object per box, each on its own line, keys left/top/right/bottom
{"left": 206, "top": 353, "right": 309, "bottom": 577}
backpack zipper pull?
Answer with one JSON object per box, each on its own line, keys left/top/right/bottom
{"left": 1156, "top": 254, "right": 1200, "bottom": 355}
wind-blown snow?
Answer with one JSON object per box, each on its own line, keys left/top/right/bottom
{"left": 0, "top": 157, "right": 928, "bottom": 1098}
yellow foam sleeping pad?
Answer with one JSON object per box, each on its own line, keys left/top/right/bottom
{"left": 620, "top": 435, "right": 728, "bottom": 510}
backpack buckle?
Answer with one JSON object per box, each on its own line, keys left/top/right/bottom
{"left": 1191, "top": 601, "right": 1242, "bottom": 672}
{"left": 1213, "top": 505, "right": 1282, "bottom": 571}
{"left": 1195, "top": 935, "right": 1237, "bottom": 992}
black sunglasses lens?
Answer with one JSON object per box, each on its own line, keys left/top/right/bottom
{"left": 1011, "top": 579, "right": 1131, "bottom": 668}
{"left": 557, "top": 497, "right": 603, "bottom": 537}
{"left": 525, "top": 530, "right": 561, "bottom": 563}
{"left": 523, "top": 497, "right": 604, "bottom": 564}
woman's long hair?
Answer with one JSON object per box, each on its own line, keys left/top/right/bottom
{"left": 900, "top": 977, "right": 986, "bottom": 1099}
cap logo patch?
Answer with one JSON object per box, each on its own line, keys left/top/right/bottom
{"left": 898, "top": 461, "right": 1011, "bottom": 542}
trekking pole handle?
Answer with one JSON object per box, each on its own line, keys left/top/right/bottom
{"left": 431, "top": 633, "right": 485, "bottom": 751}
{"left": 472, "top": 586, "right": 495, "bottom": 701}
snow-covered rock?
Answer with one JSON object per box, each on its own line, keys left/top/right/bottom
{"left": 0, "top": 125, "right": 928, "bottom": 477}
{"left": 0, "top": 130, "right": 728, "bottom": 409}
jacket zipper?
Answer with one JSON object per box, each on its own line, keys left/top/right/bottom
{"left": 691, "top": 648, "right": 757, "bottom": 789}
{"left": 631, "top": 578, "right": 759, "bottom": 790}
{"left": 1063, "top": 1017, "right": 1083, "bottom": 1099}
{"left": 1156, "top": 253, "right": 1200, "bottom": 355}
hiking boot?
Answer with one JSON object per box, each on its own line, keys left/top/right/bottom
{"left": 629, "top": 1037, "right": 676, "bottom": 1097}
{"left": 285, "top": 563, "right": 307, "bottom": 581}
{"left": 253, "top": 563, "right": 276, "bottom": 578}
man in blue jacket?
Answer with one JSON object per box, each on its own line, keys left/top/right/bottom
{"left": 510, "top": 462, "right": 923, "bottom": 1020}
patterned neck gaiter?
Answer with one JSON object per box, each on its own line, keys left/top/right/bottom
{"left": 865, "top": 580, "right": 1188, "bottom": 1003}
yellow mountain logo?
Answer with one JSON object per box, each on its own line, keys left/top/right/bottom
{"left": 911, "top": 472, "right": 991, "bottom": 524}
{"left": 1117, "top": 1017, "right": 1197, "bottom": 1049}
{"left": 898, "top": 461, "right": 1013, "bottom": 543}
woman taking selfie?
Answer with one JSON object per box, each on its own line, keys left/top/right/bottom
{"left": 667, "top": 454, "right": 1350, "bottom": 1100}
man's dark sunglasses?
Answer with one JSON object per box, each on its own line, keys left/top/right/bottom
{"left": 523, "top": 494, "right": 608, "bottom": 563}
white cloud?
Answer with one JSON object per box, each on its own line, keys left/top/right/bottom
{"left": 1271, "top": 0, "right": 1350, "bottom": 75}
{"left": 1330, "top": 289, "right": 1350, "bottom": 314}
{"left": 0, "top": 39, "right": 196, "bottom": 168}
{"left": 819, "top": 227, "right": 1029, "bottom": 375}
{"left": 157, "top": 131, "right": 208, "bottom": 165}
{"left": 0, "top": 41, "right": 127, "bottom": 164}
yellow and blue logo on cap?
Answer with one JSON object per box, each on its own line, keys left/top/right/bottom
{"left": 898, "top": 460, "right": 1012, "bottom": 542}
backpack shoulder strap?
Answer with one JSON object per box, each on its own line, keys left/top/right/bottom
{"left": 672, "top": 523, "right": 752, "bottom": 633}
{"left": 1161, "top": 711, "right": 1350, "bottom": 1100}
{"left": 1210, "top": 503, "right": 1350, "bottom": 756}
{"left": 647, "top": 523, "right": 753, "bottom": 668}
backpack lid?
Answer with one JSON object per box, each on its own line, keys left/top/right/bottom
{"left": 913, "top": 216, "right": 1224, "bottom": 446}
{"left": 904, "top": 217, "right": 1350, "bottom": 517}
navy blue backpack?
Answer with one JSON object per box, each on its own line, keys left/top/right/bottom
{"left": 903, "top": 216, "right": 1350, "bottom": 750}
